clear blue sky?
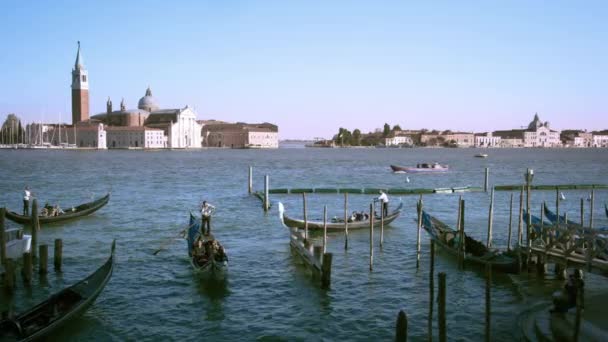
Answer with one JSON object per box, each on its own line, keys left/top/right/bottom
{"left": 0, "top": 0, "right": 606, "bottom": 139}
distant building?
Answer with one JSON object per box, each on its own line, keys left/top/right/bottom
{"left": 71, "top": 42, "right": 89, "bottom": 125}
{"left": 443, "top": 132, "right": 474, "bottom": 147}
{"left": 202, "top": 122, "right": 278, "bottom": 148}
{"left": 474, "top": 132, "right": 501, "bottom": 147}
{"left": 106, "top": 126, "right": 165, "bottom": 149}
{"left": 593, "top": 134, "right": 608, "bottom": 147}
{"left": 384, "top": 134, "right": 413, "bottom": 146}
{"left": 492, "top": 129, "right": 524, "bottom": 147}
{"left": 570, "top": 132, "right": 593, "bottom": 147}
{"left": 522, "top": 113, "right": 561, "bottom": 147}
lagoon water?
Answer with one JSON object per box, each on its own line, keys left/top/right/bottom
{"left": 1, "top": 147, "right": 607, "bottom": 341}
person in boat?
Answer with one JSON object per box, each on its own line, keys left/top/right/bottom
{"left": 551, "top": 269, "right": 584, "bottom": 313}
{"left": 23, "top": 186, "right": 32, "bottom": 215}
{"left": 41, "top": 202, "right": 53, "bottom": 217}
{"left": 54, "top": 205, "right": 64, "bottom": 216}
{"left": 376, "top": 190, "right": 389, "bottom": 217}
{"left": 200, "top": 201, "right": 216, "bottom": 235}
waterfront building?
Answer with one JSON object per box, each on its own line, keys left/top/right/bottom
{"left": 71, "top": 42, "right": 89, "bottom": 125}
{"left": 593, "top": 134, "right": 608, "bottom": 147}
{"left": 522, "top": 113, "right": 561, "bottom": 147}
{"left": 106, "top": 126, "right": 164, "bottom": 148}
{"left": 384, "top": 135, "right": 413, "bottom": 146}
{"left": 474, "top": 132, "right": 501, "bottom": 147}
{"left": 202, "top": 122, "right": 278, "bottom": 148}
{"left": 420, "top": 133, "right": 440, "bottom": 146}
{"left": 443, "top": 132, "right": 474, "bottom": 147}
{"left": 570, "top": 132, "right": 593, "bottom": 147}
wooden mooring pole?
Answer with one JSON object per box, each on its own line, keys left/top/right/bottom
{"left": 263, "top": 175, "right": 270, "bottom": 211}
{"left": 3, "top": 258, "right": 15, "bottom": 293}
{"left": 0, "top": 208, "right": 6, "bottom": 265}
{"left": 507, "top": 193, "right": 513, "bottom": 251}
{"left": 416, "top": 195, "right": 423, "bottom": 269}
{"left": 323, "top": 205, "right": 327, "bottom": 254}
{"left": 22, "top": 252, "right": 32, "bottom": 285}
{"left": 484, "top": 167, "right": 489, "bottom": 192}
{"left": 589, "top": 188, "right": 594, "bottom": 230}
{"left": 31, "top": 199, "right": 39, "bottom": 259}
{"left": 248, "top": 166, "right": 253, "bottom": 194}
{"left": 321, "top": 253, "right": 332, "bottom": 289}
{"left": 485, "top": 263, "right": 492, "bottom": 342}
{"left": 428, "top": 240, "right": 435, "bottom": 342}
{"left": 39, "top": 244, "right": 48, "bottom": 275}
{"left": 369, "top": 202, "right": 374, "bottom": 271}
{"left": 302, "top": 193, "right": 308, "bottom": 243}
{"left": 395, "top": 310, "right": 408, "bottom": 342}
{"left": 555, "top": 188, "right": 560, "bottom": 230}
{"left": 517, "top": 187, "right": 524, "bottom": 247}
{"left": 458, "top": 198, "right": 465, "bottom": 270}
{"left": 380, "top": 203, "right": 385, "bottom": 248}
{"left": 438, "top": 272, "right": 446, "bottom": 342}
{"left": 486, "top": 188, "right": 494, "bottom": 248}
{"left": 580, "top": 197, "right": 584, "bottom": 227}
{"left": 54, "top": 239, "right": 63, "bottom": 271}
{"left": 344, "top": 193, "right": 348, "bottom": 250}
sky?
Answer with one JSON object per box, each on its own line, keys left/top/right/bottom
{"left": 0, "top": 0, "right": 606, "bottom": 139}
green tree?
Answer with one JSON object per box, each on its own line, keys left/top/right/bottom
{"left": 392, "top": 124, "right": 402, "bottom": 132}
{"left": 351, "top": 129, "right": 361, "bottom": 145}
{"left": 383, "top": 123, "right": 391, "bottom": 137}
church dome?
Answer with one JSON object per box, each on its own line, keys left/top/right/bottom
{"left": 138, "top": 87, "right": 160, "bottom": 112}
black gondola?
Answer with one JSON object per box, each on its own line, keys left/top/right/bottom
{"left": 4, "top": 193, "right": 110, "bottom": 225}
{"left": 0, "top": 240, "right": 115, "bottom": 341}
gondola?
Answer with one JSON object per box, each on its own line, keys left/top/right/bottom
{"left": 278, "top": 201, "right": 404, "bottom": 231}
{"left": 421, "top": 210, "right": 518, "bottom": 273}
{"left": 187, "top": 213, "right": 228, "bottom": 278}
{"left": 543, "top": 206, "right": 608, "bottom": 232}
{"left": 390, "top": 163, "right": 448, "bottom": 173}
{"left": 4, "top": 193, "right": 110, "bottom": 225}
{"left": 0, "top": 240, "right": 115, "bottom": 341}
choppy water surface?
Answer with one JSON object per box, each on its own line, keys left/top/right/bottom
{"left": 1, "top": 147, "right": 607, "bottom": 341}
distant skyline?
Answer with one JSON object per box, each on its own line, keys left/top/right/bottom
{"left": 0, "top": 1, "right": 606, "bottom": 139}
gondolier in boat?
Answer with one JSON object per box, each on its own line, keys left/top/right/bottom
{"left": 375, "top": 190, "right": 389, "bottom": 217}
{"left": 201, "top": 201, "right": 216, "bottom": 235}
{"left": 551, "top": 269, "right": 584, "bottom": 313}
{"left": 23, "top": 186, "right": 31, "bottom": 215}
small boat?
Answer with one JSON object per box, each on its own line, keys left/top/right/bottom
{"left": 2, "top": 227, "right": 31, "bottom": 259}
{"left": 187, "top": 213, "right": 228, "bottom": 278}
{"left": 421, "top": 210, "right": 518, "bottom": 273}
{"left": 0, "top": 240, "right": 115, "bottom": 341}
{"left": 474, "top": 153, "right": 488, "bottom": 158}
{"left": 4, "top": 193, "right": 110, "bottom": 225}
{"left": 279, "top": 202, "right": 404, "bottom": 231}
{"left": 390, "top": 163, "right": 448, "bottom": 173}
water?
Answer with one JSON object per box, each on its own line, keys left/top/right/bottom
{"left": 1, "top": 148, "right": 607, "bottom": 341}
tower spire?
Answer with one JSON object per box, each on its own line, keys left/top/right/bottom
{"left": 75, "top": 41, "right": 84, "bottom": 70}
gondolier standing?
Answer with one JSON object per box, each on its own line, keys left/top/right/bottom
{"left": 201, "top": 201, "right": 216, "bottom": 235}
{"left": 23, "top": 186, "right": 32, "bottom": 216}
{"left": 377, "top": 190, "right": 389, "bottom": 217}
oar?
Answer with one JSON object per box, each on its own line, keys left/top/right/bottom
{"left": 152, "top": 228, "right": 187, "bottom": 255}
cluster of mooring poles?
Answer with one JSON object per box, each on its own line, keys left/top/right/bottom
{"left": 1, "top": 200, "right": 64, "bottom": 295}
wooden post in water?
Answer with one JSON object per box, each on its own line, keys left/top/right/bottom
{"left": 574, "top": 278, "right": 583, "bottom": 342}
{"left": 459, "top": 198, "right": 465, "bottom": 270}
{"left": 302, "top": 193, "right": 308, "bottom": 243}
{"left": 416, "top": 195, "right": 423, "bottom": 269}
{"left": 555, "top": 188, "right": 560, "bottom": 231}
{"left": 395, "top": 310, "right": 408, "bottom": 342}
{"left": 507, "top": 194, "right": 513, "bottom": 251}
{"left": 369, "top": 202, "right": 374, "bottom": 271}
{"left": 313, "top": 245, "right": 322, "bottom": 262}
{"left": 4, "top": 258, "right": 15, "bottom": 293}
{"left": 54, "top": 239, "right": 63, "bottom": 271}
{"left": 31, "top": 199, "right": 39, "bottom": 259}
{"left": 517, "top": 187, "right": 524, "bottom": 247}
{"left": 484, "top": 167, "right": 489, "bottom": 192}
{"left": 344, "top": 193, "right": 349, "bottom": 250}
{"left": 540, "top": 202, "right": 545, "bottom": 243}
{"left": 323, "top": 205, "right": 328, "bottom": 254}
{"left": 580, "top": 198, "right": 584, "bottom": 227}
{"left": 263, "top": 175, "right": 269, "bottom": 212}
{"left": 589, "top": 188, "right": 594, "bottom": 230}
{"left": 428, "top": 240, "right": 435, "bottom": 342}
{"left": 248, "top": 166, "right": 253, "bottom": 194}
{"left": 39, "top": 244, "right": 48, "bottom": 275}
{"left": 321, "top": 253, "right": 332, "bottom": 289}
{"left": 380, "top": 203, "right": 385, "bottom": 248}
{"left": 438, "top": 272, "right": 446, "bottom": 342}
{"left": 486, "top": 188, "right": 494, "bottom": 248}
{"left": 485, "top": 263, "right": 492, "bottom": 342}
{"left": 0, "top": 208, "right": 6, "bottom": 265}
{"left": 22, "top": 252, "right": 32, "bottom": 284}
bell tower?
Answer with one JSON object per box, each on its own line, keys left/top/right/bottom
{"left": 71, "top": 41, "right": 89, "bottom": 124}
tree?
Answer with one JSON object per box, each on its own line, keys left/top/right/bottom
{"left": 1, "top": 114, "right": 22, "bottom": 144}
{"left": 351, "top": 129, "right": 361, "bottom": 145}
{"left": 383, "top": 123, "right": 391, "bottom": 137}
{"left": 392, "top": 124, "right": 402, "bottom": 132}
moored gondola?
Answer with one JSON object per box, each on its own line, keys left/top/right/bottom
{"left": 4, "top": 193, "right": 110, "bottom": 225}
{"left": 0, "top": 240, "right": 115, "bottom": 341}
{"left": 187, "top": 213, "right": 228, "bottom": 278}
{"left": 421, "top": 210, "right": 518, "bottom": 273}
{"left": 278, "top": 202, "right": 404, "bottom": 231}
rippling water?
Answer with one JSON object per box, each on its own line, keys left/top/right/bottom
{"left": 1, "top": 147, "right": 607, "bottom": 341}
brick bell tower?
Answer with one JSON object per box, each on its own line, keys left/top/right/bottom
{"left": 71, "top": 41, "right": 89, "bottom": 124}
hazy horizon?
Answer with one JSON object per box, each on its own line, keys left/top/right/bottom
{"left": 1, "top": 1, "right": 606, "bottom": 139}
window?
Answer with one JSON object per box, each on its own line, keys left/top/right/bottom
{"left": 82, "top": 75, "right": 87, "bottom": 82}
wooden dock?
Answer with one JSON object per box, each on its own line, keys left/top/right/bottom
{"left": 289, "top": 228, "right": 332, "bottom": 288}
